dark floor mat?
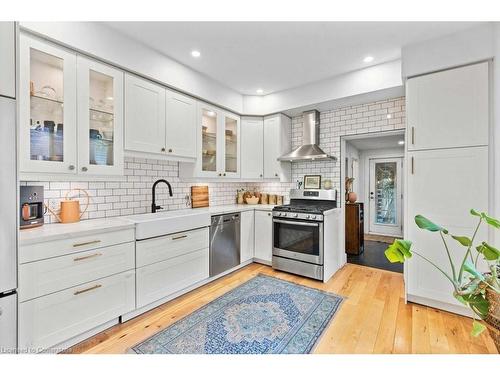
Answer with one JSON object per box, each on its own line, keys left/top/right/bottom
{"left": 347, "top": 240, "right": 403, "bottom": 273}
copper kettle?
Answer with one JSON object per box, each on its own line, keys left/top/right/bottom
{"left": 46, "top": 189, "right": 90, "bottom": 223}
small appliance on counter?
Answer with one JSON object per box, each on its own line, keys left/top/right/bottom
{"left": 20, "top": 185, "right": 45, "bottom": 229}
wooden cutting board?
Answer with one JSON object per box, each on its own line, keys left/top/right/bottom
{"left": 191, "top": 186, "right": 209, "bottom": 208}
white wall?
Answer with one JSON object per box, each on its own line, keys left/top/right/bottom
{"left": 20, "top": 22, "right": 244, "bottom": 113}
{"left": 401, "top": 23, "right": 494, "bottom": 78}
{"left": 243, "top": 60, "right": 403, "bottom": 115}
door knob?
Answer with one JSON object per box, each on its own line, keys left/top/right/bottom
{"left": 82, "top": 166, "right": 88, "bottom": 172}
{"left": 161, "top": 147, "right": 166, "bottom": 152}
{"left": 168, "top": 149, "right": 172, "bottom": 153}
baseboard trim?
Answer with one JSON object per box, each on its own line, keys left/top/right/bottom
{"left": 407, "top": 294, "right": 472, "bottom": 317}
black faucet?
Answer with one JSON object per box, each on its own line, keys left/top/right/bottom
{"left": 151, "top": 179, "right": 173, "bottom": 213}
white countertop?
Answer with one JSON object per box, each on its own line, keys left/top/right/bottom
{"left": 19, "top": 204, "right": 277, "bottom": 245}
{"left": 19, "top": 217, "right": 135, "bottom": 246}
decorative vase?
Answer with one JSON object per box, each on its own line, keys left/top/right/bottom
{"left": 347, "top": 192, "right": 357, "bottom": 203}
{"left": 485, "top": 287, "right": 500, "bottom": 352}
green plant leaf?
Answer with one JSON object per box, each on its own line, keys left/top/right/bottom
{"left": 476, "top": 242, "right": 500, "bottom": 261}
{"left": 384, "top": 239, "right": 413, "bottom": 263}
{"left": 462, "top": 261, "right": 485, "bottom": 281}
{"left": 471, "top": 321, "right": 486, "bottom": 337}
{"left": 480, "top": 212, "right": 500, "bottom": 229}
{"left": 459, "top": 293, "right": 489, "bottom": 318}
{"left": 470, "top": 209, "right": 482, "bottom": 217}
{"left": 451, "top": 235, "right": 472, "bottom": 247}
{"left": 415, "top": 215, "right": 448, "bottom": 234}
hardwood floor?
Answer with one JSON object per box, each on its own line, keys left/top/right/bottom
{"left": 65, "top": 263, "right": 498, "bottom": 354}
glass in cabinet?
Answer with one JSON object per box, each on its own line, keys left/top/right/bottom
{"left": 224, "top": 113, "right": 240, "bottom": 177}
{"left": 201, "top": 107, "right": 218, "bottom": 174}
{"left": 20, "top": 34, "right": 77, "bottom": 174}
{"left": 77, "top": 57, "right": 123, "bottom": 175}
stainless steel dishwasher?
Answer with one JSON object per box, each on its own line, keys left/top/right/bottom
{"left": 209, "top": 213, "right": 241, "bottom": 277}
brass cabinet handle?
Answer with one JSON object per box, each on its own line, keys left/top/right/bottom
{"left": 81, "top": 166, "right": 88, "bottom": 172}
{"left": 74, "top": 284, "right": 102, "bottom": 296}
{"left": 411, "top": 156, "right": 414, "bottom": 174}
{"left": 73, "top": 253, "right": 102, "bottom": 262}
{"left": 168, "top": 149, "right": 173, "bottom": 153}
{"left": 161, "top": 147, "right": 166, "bottom": 152}
{"left": 172, "top": 234, "right": 187, "bottom": 240}
{"left": 68, "top": 165, "right": 75, "bottom": 170}
{"left": 411, "top": 127, "right": 415, "bottom": 145}
{"left": 275, "top": 173, "right": 278, "bottom": 177}
{"left": 72, "top": 240, "right": 101, "bottom": 248}
{"left": 223, "top": 173, "right": 226, "bottom": 176}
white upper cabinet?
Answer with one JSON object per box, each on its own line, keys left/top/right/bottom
{"left": 180, "top": 102, "right": 240, "bottom": 179}
{"left": 406, "top": 62, "right": 489, "bottom": 151}
{"left": 263, "top": 114, "right": 291, "bottom": 181}
{"left": 241, "top": 117, "right": 264, "bottom": 179}
{"left": 19, "top": 34, "right": 78, "bottom": 174}
{"left": 124, "top": 74, "right": 166, "bottom": 155}
{"left": 165, "top": 89, "right": 197, "bottom": 159}
{"left": 77, "top": 57, "right": 124, "bottom": 176}
{"left": 0, "top": 22, "right": 16, "bottom": 98}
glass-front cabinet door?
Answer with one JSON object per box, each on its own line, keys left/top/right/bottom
{"left": 19, "top": 34, "right": 77, "bottom": 174}
{"left": 223, "top": 112, "right": 240, "bottom": 178}
{"left": 198, "top": 103, "right": 220, "bottom": 177}
{"left": 77, "top": 57, "right": 123, "bottom": 175}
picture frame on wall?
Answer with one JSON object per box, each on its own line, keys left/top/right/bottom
{"left": 303, "top": 175, "right": 322, "bottom": 189}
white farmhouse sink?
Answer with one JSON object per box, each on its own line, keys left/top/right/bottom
{"left": 124, "top": 209, "right": 211, "bottom": 240}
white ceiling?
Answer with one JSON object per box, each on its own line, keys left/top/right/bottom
{"left": 348, "top": 133, "right": 405, "bottom": 151}
{"left": 104, "top": 22, "right": 482, "bottom": 95}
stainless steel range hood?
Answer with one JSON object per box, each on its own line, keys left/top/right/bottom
{"left": 278, "top": 110, "right": 336, "bottom": 162}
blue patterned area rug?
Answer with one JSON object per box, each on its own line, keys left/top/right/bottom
{"left": 131, "top": 274, "right": 343, "bottom": 354}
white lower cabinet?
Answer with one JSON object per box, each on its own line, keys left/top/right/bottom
{"left": 19, "top": 270, "right": 135, "bottom": 350}
{"left": 240, "top": 210, "right": 255, "bottom": 262}
{"left": 254, "top": 210, "right": 273, "bottom": 263}
{"left": 406, "top": 147, "right": 489, "bottom": 309}
{"left": 19, "top": 242, "right": 135, "bottom": 302}
{"left": 136, "top": 248, "right": 209, "bottom": 308}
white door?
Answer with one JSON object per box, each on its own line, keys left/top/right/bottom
{"left": 263, "top": 116, "right": 280, "bottom": 179}
{"left": 77, "top": 57, "right": 124, "bottom": 176}
{"left": 254, "top": 210, "right": 273, "bottom": 263}
{"left": 369, "top": 157, "right": 403, "bottom": 237}
{"left": 19, "top": 34, "right": 77, "bottom": 174}
{"left": 196, "top": 102, "right": 221, "bottom": 178}
{"left": 240, "top": 210, "right": 255, "bottom": 262}
{"left": 406, "top": 147, "right": 488, "bottom": 307}
{"left": 406, "top": 62, "right": 489, "bottom": 151}
{"left": 124, "top": 74, "right": 166, "bottom": 154}
{"left": 241, "top": 117, "right": 264, "bottom": 179}
{"left": 165, "top": 89, "right": 197, "bottom": 159}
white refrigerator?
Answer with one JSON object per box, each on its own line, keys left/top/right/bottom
{"left": 0, "top": 96, "right": 17, "bottom": 353}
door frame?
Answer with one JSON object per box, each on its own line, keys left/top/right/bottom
{"left": 339, "top": 129, "right": 406, "bottom": 268}
{"left": 368, "top": 156, "right": 403, "bottom": 237}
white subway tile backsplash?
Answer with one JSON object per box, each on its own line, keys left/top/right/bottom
{"left": 21, "top": 96, "right": 405, "bottom": 223}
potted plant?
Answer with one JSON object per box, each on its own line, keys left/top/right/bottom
{"left": 385, "top": 209, "right": 500, "bottom": 351}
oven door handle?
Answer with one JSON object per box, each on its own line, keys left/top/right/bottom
{"left": 272, "top": 219, "right": 320, "bottom": 227}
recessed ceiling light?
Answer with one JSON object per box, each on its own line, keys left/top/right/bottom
{"left": 386, "top": 114, "right": 392, "bottom": 119}
{"left": 363, "top": 56, "right": 374, "bottom": 63}
{"left": 191, "top": 50, "right": 201, "bottom": 58}
{"left": 256, "top": 89, "right": 264, "bottom": 95}
{"left": 206, "top": 111, "right": 215, "bottom": 117}
{"left": 398, "top": 140, "right": 405, "bottom": 145}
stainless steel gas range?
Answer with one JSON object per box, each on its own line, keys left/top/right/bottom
{"left": 272, "top": 189, "right": 337, "bottom": 281}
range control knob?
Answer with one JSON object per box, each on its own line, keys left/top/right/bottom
{"left": 305, "top": 214, "right": 310, "bottom": 219}
{"left": 282, "top": 213, "right": 288, "bottom": 217}
{"left": 310, "top": 215, "right": 316, "bottom": 220}
{"left": 293, "top": 213, "right": 299, "bottom": 218}
{"left": 276, "top": 212, "right": 281, "bottom": 216}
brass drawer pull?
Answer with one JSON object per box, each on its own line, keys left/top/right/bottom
{"left": 73, "top": 284, "right": 102, "bottom": 296}
{"left": 72, "top": 240, "right": 101, "bottom": 248}
{"left": 172, "top": 235, "right": 187, "bottom": 240}
{"left": 73, "top": 253, "right": 102, "bottom": 262}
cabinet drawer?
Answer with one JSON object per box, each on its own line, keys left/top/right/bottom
{"left": 136, "top": 227, "right": 208, "bottom": 267}
{"left": 20, "top": 229, "right": 135, "bottom": 264}
{"left": 19, "top": 270, "right": 135, "bottom": 351}
{"left": 19, "top": 242, "right": 135, "bottom": 302}
{"left": 137, "top": 248, "right": 209, "bottom": 308}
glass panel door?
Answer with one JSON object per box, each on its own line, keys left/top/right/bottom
{"left": 224, "top": 115, "right": 238, "bottom": 174}
{"left": 201, "top": 108, "right": 218, "bottom": 173}
{"left": 89, "top": 69, "right": 115, "bottom": 167}
{"left": 29, "top": 48, "right": 64, "bottom": 163}
{"left": 369, "top": 157, "right": 403, "bottom": 236}
{"left": 20, "top": 34, "right": 77, "bottom": 174}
